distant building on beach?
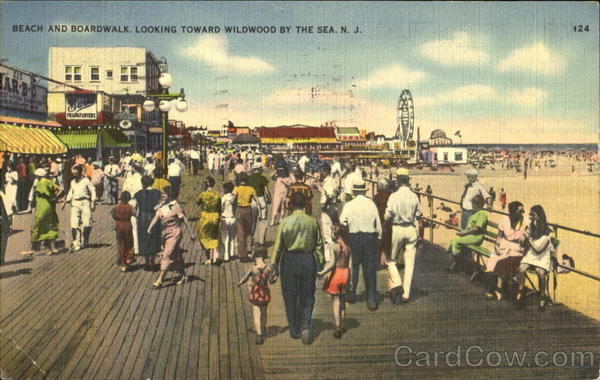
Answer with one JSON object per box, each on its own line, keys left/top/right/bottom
{"left": 429, "top": 129, "right": 453, "bottom": 146}
{"left": 257, "top": 125, "right": 339, "bottom": 152}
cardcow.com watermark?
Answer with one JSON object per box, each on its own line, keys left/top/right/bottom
{"left": 394, "top": 345, "right": 597, "bottom": 369}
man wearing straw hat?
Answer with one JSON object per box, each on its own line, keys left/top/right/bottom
{"left": 384, "top": 168, "right": 422, "bottom": 304}
{"left": 339, "top": 176, "right": 382, "bottom": 310}
{"left": 460, "top": 168, "right": 491, "bottom": 229}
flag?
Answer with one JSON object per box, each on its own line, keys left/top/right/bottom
{"left": 454, "top": 130, "right": 462, "bottom": 137}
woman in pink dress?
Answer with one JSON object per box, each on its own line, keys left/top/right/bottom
{"left": 269, "top": 167, "right": 295, "bottom": 226}
{"left": 484, "top": 201, "right": 526, "bottom": 300}
{"left": 148, "top": 189, "right": 195, "bottom": 288}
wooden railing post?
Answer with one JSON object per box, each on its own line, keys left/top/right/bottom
{"left": 428, "top": 194, "right": 434, "bottom": 242}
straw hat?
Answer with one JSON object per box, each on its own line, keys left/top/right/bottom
{"left": 396, "top": 168, "right": 410, "bottom": 177}
{"left": 352, "top": 178, "right": 367, "bottom": 192}
{"left": 465, "top": 168, "right": 478, "bottom": 177}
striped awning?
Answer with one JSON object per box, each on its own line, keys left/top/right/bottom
{"left": 55, "top": 128, "right": 131, "bottom": 150}
{"left": 0, "top": 123, "right": 68, "bottom": 154}
{"left": 55, "top": 129, "right": 98, "bottom": 149}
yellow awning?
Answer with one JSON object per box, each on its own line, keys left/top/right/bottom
{"left": 0, "top": 124, "right": 68, "bottom": 155}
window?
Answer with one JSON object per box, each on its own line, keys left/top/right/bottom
{"left": 120, "top": 66, "right": 138, "bottom": 82}
{"left": 90, "top": 67, "right": 100, "bottom": 81}
{"left": 65, "top": 66, "right": 81, "bottom": 82}
{"left": 106, "top": 70, "right": 113, "bottom": 79}
{"left": 455, "top": 152, "right": 463, "bottom": 161}
{"left": 443, "top": 152, "right": 449, "bottom": 161}
{"left": 121, "top": 66, "right": 129, "bottom": 82}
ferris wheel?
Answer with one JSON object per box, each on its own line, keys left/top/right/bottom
{"left": 395, "top": 89, "right": 415, "bottom": 144}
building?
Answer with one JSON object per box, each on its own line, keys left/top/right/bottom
{"left": 257, "top": 125, "right": 339, "bottom": 152}
{"left": 0, "top": 64, "right": 68, "bottom": 160}
{"left": 48, "top": 47, "right": 163, "bottom": 149}
{"left": 429, "top": 129, "right": 453, "bottom": 146}
{"left": 230, "top": 133, "right": 260, "bottom": 149}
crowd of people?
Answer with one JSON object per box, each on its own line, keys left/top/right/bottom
{"left": 0, "top": 147, "right": 565, "bottom": 346}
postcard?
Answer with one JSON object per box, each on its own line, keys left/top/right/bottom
{"left": 1, "top": 1, "right": 598, "bottom": 379}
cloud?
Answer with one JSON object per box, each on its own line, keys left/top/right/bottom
{"left": 264, "top": 88, "right": 358, "bottom": 107}
{"left": 420, "top": 31, "right": 489, "bottom": 66}
{"left": 507, "top": 87, "right": 547, "bottom": 107}
{"left": 437, "top": 84, "right": 497, "bottom": 103}
{"left": 498, "top": 42, "right": 565, "bottom": 75}
{"left": 419, "top": 85, "right": 545, "bottom": 109}
{"left": 420, "top": 116, "right": 595, "bottom": 144}
{"left": 355, "top": 64, "right": 427, "bottom": 89}
{"left": 184, "top": 35, "right": 275, "bottom": 74}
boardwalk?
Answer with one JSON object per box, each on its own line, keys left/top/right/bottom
{"left": 1, "top": 171, "right": 599, "bottom": 379}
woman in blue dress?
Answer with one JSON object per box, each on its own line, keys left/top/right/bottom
{"left": 134, "top": 175, "right": 164, "bottom": 270}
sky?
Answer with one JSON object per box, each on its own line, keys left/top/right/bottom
{"left": 2, "top": 1, "right": 599, "bottom": 143}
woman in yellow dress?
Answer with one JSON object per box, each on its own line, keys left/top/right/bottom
{"left": 197, "top": 177, "right": 221, "bottom": 265}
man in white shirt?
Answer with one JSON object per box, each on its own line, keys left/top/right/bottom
{"left": 167, "top": 156, "right": 183, "bottom": 197}
{"left": 103, "top": 156, "right": 120, "bottom": 205}
{"left": 384, "top": 168, "right": 423, "bottom": 304}
{"left": 342, "top": 161, "right": 362, "bottom": 202}
{"left": 297, "top": 154, "right": 309, "bottom": 174}
{"left": 190, "top": 148, "right": 200, "bottom": 175}
{"left": 144, "top": 158, "right": 156, "bottom": 178}
{"left": 460, "top": 168, "right": 491, "bottom": 229}
{"left": 63, "top": 164, "right": 96, "bottom": 251}
{"left": 207, "top": 150, "right": 215, "bottom": 172}
{"left": 339, "top": 177, "right": 382, "bottom": 310}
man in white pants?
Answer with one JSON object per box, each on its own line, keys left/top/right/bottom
{"left": 383, "top": 168, "right": 422, "bottom": 305}
{"left": 63, "top": 165, "right": 96, "bottom": 252}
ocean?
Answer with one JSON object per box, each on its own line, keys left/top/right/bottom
{"left": 457, "top": 143, "right": 599, "bottom": 152}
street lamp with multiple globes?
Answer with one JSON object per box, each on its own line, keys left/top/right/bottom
{"left": 142, "top": 61, "right": 188, "bottom": 173}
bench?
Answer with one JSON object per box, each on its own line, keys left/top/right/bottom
{"left": 465, "top": 220, "right": 499, "bottom": 281}
{"left": 465, "top": 220, "right": 562, "bottom": 304}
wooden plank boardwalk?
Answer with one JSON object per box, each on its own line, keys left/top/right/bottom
{"left": 1, "top": 170, "right": 599, "bottom": 379}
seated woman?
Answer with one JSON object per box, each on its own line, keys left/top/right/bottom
{"left": 484, "top": 201, "right": 526, "bottom": 300}
{"left": 515, "top": 205, "right": 555, "bottom": 312}
{"left": 447, "top": 195, "right": 487, "bottom": 273}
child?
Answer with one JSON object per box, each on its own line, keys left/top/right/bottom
{"left": 219, "top": 181, "right": 237, "bottom": 262}
{"left": 238, "top": 246, "right": 276, "bottom": 345}
{"left": 318, "top": 224, "right": 352, "bottom": 339}
{"left": 112, "top": 191, "right": 135, "bottom": 272}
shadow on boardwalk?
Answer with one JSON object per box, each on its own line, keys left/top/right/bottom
{"left": 1, "top": 171, "right": 599, "bottom": 379}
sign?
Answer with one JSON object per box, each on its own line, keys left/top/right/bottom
{"left": 65, "top": 93, "right": 97, "bottom": 120}
{"left": 116, "top": 110, "right": 138, "bottom": 122}
{"left": 0, "top": 65, "right": 48, "bottom": 114}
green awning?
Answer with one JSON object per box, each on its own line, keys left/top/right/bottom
{"left": 55, "top": 128, "right": 131, "bottom": 150}
{"left": 101, "top": 129, "right": 130, "bottom": 148}
{"left": 55, "top": 129, "right": 98, "bottom": 149}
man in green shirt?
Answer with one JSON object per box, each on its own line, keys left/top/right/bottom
{"left": 271, "top": 192, "right": 324, "bottom": 344}
{"left": 248, "top": 163, "right": 271, "bottom": 245}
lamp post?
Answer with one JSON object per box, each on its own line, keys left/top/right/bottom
{"left": 142, "top": 58, "right": 187, "bottom": 173}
